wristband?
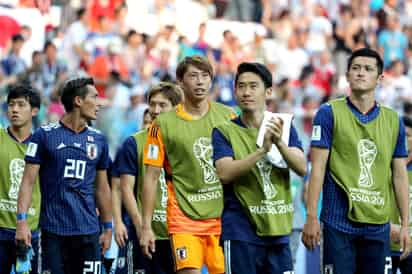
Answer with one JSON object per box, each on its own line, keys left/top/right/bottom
{"left": 17, "top": 213, "right": 27, "bottom": 221}
{"left": 102, "top": 221, "right": 113, "bottom": 230}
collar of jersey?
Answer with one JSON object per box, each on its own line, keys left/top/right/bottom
{"left": 175, "top": 102, "right": 211, "bottom": 121}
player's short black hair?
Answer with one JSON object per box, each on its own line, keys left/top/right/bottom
{"left": 76, "top": 7, "right": 86, "bottom": 19}
{"left": 235, "top": 62, "right": 273, "bottom": 89}
{"left": 403, "top": 116, "right": 412, "bottom": 129}
{"left": 60, "top": 76, "right": 94, "bottom": 112}
{"left": 347, "top": 48, "right": 383, "bottom": 75}
{"left": 7, "top": 84, "right": 41, "bottom": 109}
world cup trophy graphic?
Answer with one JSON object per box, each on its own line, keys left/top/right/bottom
{"left": 193, "top": 137, "right": 220, "bottom": 185}
{"left": 9, "top": 159, "right": 25, "bottom": 200}
{"left": 357, "top": 139, "right": 377, "bottom": 188}
{"left": 256, "top": 158, "right": 277, "bottom": 199}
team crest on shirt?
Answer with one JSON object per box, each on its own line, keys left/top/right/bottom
{"left": 86, "top": 143, "right": 98, "bottom": 160}
{"left": 176, "top": 247, "right": 187, "bottom": 260}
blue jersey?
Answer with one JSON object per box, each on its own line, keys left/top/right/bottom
{"left": 311, "top": 97, "right": 407, "bottom": 235}
{"left": 212, "top": 117, "right": 303, "bottom": 245}
{"left": 25, "top": 122, "right": 110, "bottom": 236}
{"left": 117, "top": 136, "right": 138, "bottom": 176}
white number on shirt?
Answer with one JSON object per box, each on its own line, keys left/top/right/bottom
{"left": 64, "top": 159, "right": 86, "bottom": 180}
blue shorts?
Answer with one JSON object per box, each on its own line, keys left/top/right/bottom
{"left": 0, "top": 236, "right": 40, "bottom": 274}
{"left": 223, "top": 240, "right": 293, "bottom": 274}
{"left": 391, "top": 254, "right": 412, "bottom": 274}
{"left": 323, "top": 223, "right": 391, "bottom": 274}
{"left": 41, "top": 230, "right": 101, "bottom": 274}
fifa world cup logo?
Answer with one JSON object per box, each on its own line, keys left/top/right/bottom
{"left": 159, "top": 169, "right": 168, "bottom": 208}
{"left": 256, "top": 158, "right": 277, "bottom": 199}
{"left": 193, "top": 137, "right": 219, "bottom": 185}
{"left": 357, "top": 139, "right": 377, "bottom": 188}
{"left": 9, "top": 159, "right": 25, "bottom": 200}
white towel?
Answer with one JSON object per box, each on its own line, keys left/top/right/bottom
{"left": 256, "top": 111, "right": 293, "bottom": 168}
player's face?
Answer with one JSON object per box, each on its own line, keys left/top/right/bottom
{"left": 79, "top": 85, "right": 100, "bottom": 121}
{"left": 235, "top": 72, "right": 269, "bottom": 113}
{"left": 148, "top": 93, "right": 173, "bottom": 120}
{"left": 179, "top": 65, "right": 211, "bottom": 103}
{"left": 7, "top": 97, "right": 36, "bottom": 128}
{"left": 347, "top": 57, "right": 381, "bottom": 94}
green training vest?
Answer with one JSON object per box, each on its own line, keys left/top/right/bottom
{"left": 134, "top": 130, "right": 168, "bottom": 240}
{"left": 329, "top": 98, "right": 399, "bottom": 224}
{"left": 389, "top": 169, "right": 412, "bottom": 252}
{"left": 0, "top": 128, "right": 40, "bottom": 230}
{"left": 156, "top": 102, "right": 233, "bottom": 219}
{"left": 216, "top": 121, "right": 293, "bottom": 236}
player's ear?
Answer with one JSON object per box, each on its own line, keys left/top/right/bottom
{"left": 31, "top": 107, "right": 39, "bottom": 117}
{"left": 73, "top": 95, "right": 82, "bottom": 107}
{"left": 265, "top": 87, "right": 273, "bottom": 97}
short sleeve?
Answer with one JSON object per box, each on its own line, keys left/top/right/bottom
{"left": 97, "top": 137, "right": 110, "bottom": 170}
{"left": 143, "top": 123, "right": 166, "bottom": 168}
{"left": 212, "top": 127, "right": 234, "bottom": 164}
{"left": 310, "top": 103, "right": 334, "bottom": 149}
{"left": 288, "top": 124, "right": 303, "bottom": 151}
{"left": 393, "top": 117, "right": 408, "bottom": 158}
{"left": 25, "top": 128, "right": 45, "bottom": 164}
{"left": 117, "top": 136, "right": 138, "bottom": 175}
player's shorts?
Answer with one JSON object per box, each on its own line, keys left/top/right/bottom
{"left": 170, "top": 233, "right": 224, "bottom": 274}
{"left": 223, "top": 240, "right": 293, "bottom": 274}
{"left": 0, "top": 233, "right": 40, "bottom": 274}
{"left": 323, "top": 223, "right": 391, "bottom": 274}
{"left": 392, "top": 254, "right": 412, "bottom": 274}
{"left": 41, "top": 230, "right": 101, "bottom": 274}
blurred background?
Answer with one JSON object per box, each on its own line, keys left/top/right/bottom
{"left": 0, "top": 1, "right": 411, "bottom": 273}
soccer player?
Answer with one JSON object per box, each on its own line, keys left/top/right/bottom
{"left": 0, "top": 85, "right": 41, "bottom": 274}
{"left": 116, "top": 82, "right": 182, "bottom": 274}
{"left": 390, "top": 116, "right": 412, "bottom": 273}
{"left": 140, "top": 55, "right": 233, "bottom": 274}
{"left": 212, "top": 62, "right": 307, "bottom": 273}
{"left": 302, "top": 48, "right": 410, "bottom": 274}
{"left": 16, "top": 76, "right": 113, "bottom": 273}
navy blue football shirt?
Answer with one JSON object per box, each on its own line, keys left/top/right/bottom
{"left": 25, "top": 122, "right": 110, "bottom": 236}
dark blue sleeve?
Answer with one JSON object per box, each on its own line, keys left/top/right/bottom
{"left": 393, "top": 117, "right": 408, "bottom": 158}
{"left": 97, "top": 136, "right": 110, "bottom": 170}
{"left": 310, "top": 103, "right": 333, "bottom": 149}
{"left": 117, "top": 136, "right": 138, "bottom": 175}
{"left": 212, "top": 128, "right": 234, "bottom": 164}
{"left": 288, "top": 124, "right": 303, "bottom": 151}
{"left": 111, "top": 147, "right": 123, "bottom": 178}
{"left": 24, "top": 128, "right": 45, "bottom": 164}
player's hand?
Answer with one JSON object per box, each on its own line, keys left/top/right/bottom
{"left": 390, "top": 223, "right": 401, "bottom": 243}
{"left": 99, "top": 229, "right": 112, "bottom": 255}
{"left": 114, "top": 221, "right": 128, "bottom": 247}
{"left": 271, "top": 117, "right": 283, "bottom": 145}
{"left": 399, "top": 226, "right": 410, "bottom": 260}
{"left": 15, "top": 220, "right": 31, "bottom": 247}
{"left": 140, "top": 226, "right": 156, "bottom": 259}
{"left": 262, "top": 118, "right": 278, "bottom": 152}
{"left": 302, "top": 216, "right": 321, "bottom": 250}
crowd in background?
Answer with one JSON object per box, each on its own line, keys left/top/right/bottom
{"left": 1, "top": 0, "right": 412, "bottom": 269}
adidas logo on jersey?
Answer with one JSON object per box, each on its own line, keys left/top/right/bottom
{"left": 57, "top": 143, "right": 66, "bottom": 150}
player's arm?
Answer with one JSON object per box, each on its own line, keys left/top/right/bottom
{"left": 111, "top": 175, "right": 128, "bottom": 247}
{"left": 213, "top": 127, "right": 268, "bottom": 184}
{"left": 117, "top": 137, "right": 142, "bottom": 237}
{"left": 16, "top": 163, "right": 40, "bottom": 246}
{"left": 96, "top": 169, "right": 113, "bottom": 223}
{"left": 141, "top": 123, "right": 165, "bottom": 258}
{"left": 302, "top": 104, "right": 333, "bottom": 250}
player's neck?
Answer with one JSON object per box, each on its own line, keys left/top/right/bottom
{"left": 61, "top": 113, "right": 88, "bottom": 133}
{"left": 349, "top": 91, "right": 376, "bottom": 114}
{"left": 241, "top": 109, "right": 265, "bottom": 129}
{"left": 8, "top": 125, "right": 31, "bottom": 143}
{"left": 182, "top": 99, "right": 209, "bottom": 119}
